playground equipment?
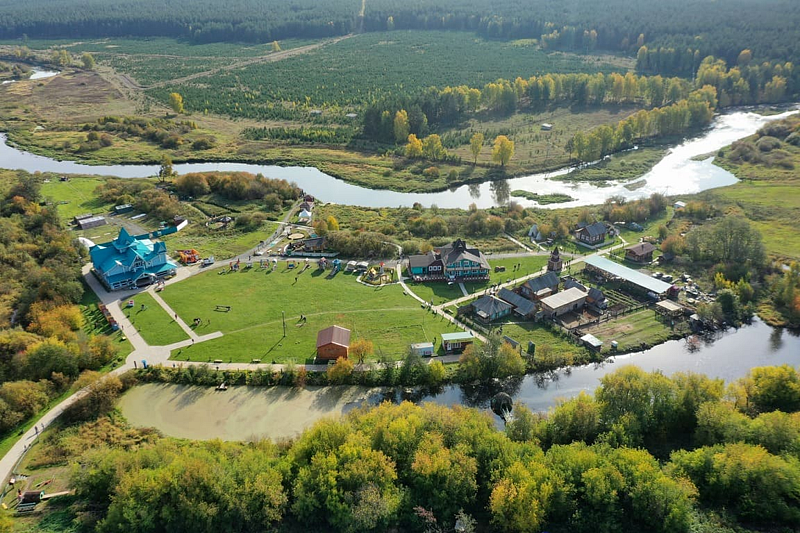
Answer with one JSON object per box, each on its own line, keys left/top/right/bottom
{"left": 178, "top": 249, "right": 201, "bottom": 264}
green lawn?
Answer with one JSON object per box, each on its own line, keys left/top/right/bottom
{"left": 495, "top": 320, "right": 589, "bottom": 364}
{"left": 124, "top": 292, "right": 189, "bottom": 346}
{"left": 582, "top": 308, "right": 683, "bottom": 353}
{"left": 616, "top": 207, "right": 673, "bottom": 244}
{"left": 163, "top": 221, "right": 280, "bottom": 262}
{"left": 160, "top": 266, "right": 466, "bottom": 363}
{"left": 40, "top": 176, "right": 115, "bottom": 221}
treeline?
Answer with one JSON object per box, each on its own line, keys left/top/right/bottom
{"left": 82, "top": 116, "right": 214, "bottom": 151}
{"left": 568, "top": 86, "right": 717, "bottom": 162}
{"left": 1, "top": 0, "right": 799, "bottom": 67}
{"left": 173, "top": 171, "right": 302, "bottom": 204}
{"left": 56, "top": 364, "right": 800, "bottom": 533}
{"left": 363, "top": 72, "right": 694, "bottom": 144}
{"left": 0, "top": 171, "right": 117, "bottom": 436}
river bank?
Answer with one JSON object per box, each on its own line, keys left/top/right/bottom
{"left": 118, "top": 317, "right": 800, "bottom": 441}
{"left": 2, "top": 106, "right": 798, "bottom": 208}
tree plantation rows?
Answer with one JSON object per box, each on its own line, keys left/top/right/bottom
{"left": 41, "top": 364, "right": 799, "bottom": 533}
{"left": 0, "top": 0, "right": 798, "bottom": 68}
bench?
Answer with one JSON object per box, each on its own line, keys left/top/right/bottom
{"left": 16, "top": 503, "right": 37, "bottom": 514}
{"left": 250, "top": 359, "right": 261, "bottom": 364}
{"left": 213, "top": 359, "right": 223, "bottom": 364}
{"left": 214, "top": 305, "right": 231, "bottom": 312}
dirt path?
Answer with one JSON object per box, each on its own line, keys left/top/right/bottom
{"left": 139, "top": 35, "right": 353, "bottom": 90}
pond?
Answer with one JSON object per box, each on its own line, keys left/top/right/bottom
{"left": 118, "top": 318, "right": 800, "bottom": 441}
{"left": 1, "top": 106, "right": 797, "bottom": 208}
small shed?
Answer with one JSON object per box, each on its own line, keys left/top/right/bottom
{"left": 541, "top": 123, "right": 553, "bottom": 131}
{"left": 356, "top": 261, "right": 369, "bottom": 272}
{"left": 316, "top": 325, "right": 351, "bottom": 361}
{"left": 441, "top": 332, "right": 474, "bottom": 354}
{"left": 580, "top": 333, "right": 603, "bottom": 351}
{"left": 77, "top": 215, "right": 107, "bottom": 230}
{"left": 73, "top": 213, "right": 94, "bottom": 224}
{"left": 114, "top": 204, "right": 134, "bottom": 214}
{"left": 673, "top": 201, "right": 686, "bottom": 210}
{"left": 410, "top": 342, "right": 434, "bottom": 357}
{"left": 345, "top": 260, "right": 357, "bottom": 272}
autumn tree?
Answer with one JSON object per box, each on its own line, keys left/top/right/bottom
{"left": 169, "top": 92, "right": 185, "bottom": 114}
{"left": 327, "top": 356, "right": 354, "bottom": 384}
{"left": 326, "top": 215, "right": 339, "bottom": 231}
{"left": 492, "top": 135, "right": 514, "bottom": 167}
{"left": 422, "top": 134, "right": 447, "bottom": 161}
{"left": 349, "top": 338, "right": 374, "bottom": 364}
{"left": 393, "top": 109, "right": 410, "bottom": 144}
{"left": 81, "top": 52, "right": 95, "bottom": 69}
{"left": 469, "top": 132, "right": 484, "bottom": 165}
{"left": 158, "top": 155, "right": 176, "bottom": 183}
{"left": 271, "top": 40, "right": 281, "bottom": 52}
{"left": 405, "top": 133, "right": 423, "bottom": 158}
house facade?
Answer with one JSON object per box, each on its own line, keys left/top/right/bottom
{"left": 625, "top": 242, "right": 657, "bottom": 263}
{"left": 90, "top": 228, "right": 178, "bottom": 291}
{"left": 441, "top": 332, "right": 475, "bottom": 354}
{"left": 407, "top": 239, "right": 489, "bottom": 281}
{"left": 575, "top": 222, "right": 607, "bottom": 244}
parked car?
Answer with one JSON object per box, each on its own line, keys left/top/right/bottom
{"left": 253, "top": 250, "right": 264, "bottom": 256}
{"left": 201, "top": 257, "right": 215, "bottom": 266}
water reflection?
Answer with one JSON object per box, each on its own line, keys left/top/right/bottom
{"left": 490, "top": 179, "right": 510, "bottom": 206}
{"left": 769, "top": 327, "right": 784, "bottom": 352}
{"left": 468, "top": 183, "right": 481, "bottom": 199}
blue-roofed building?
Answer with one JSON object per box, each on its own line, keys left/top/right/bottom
{"left": 90, "top": 227, "right": 178, "bottom": 291}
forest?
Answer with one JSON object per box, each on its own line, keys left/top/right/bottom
{"left": 0, "top": 0, "right": 798, "bottom": 69}
{"left": 24, "top": 364, "right": 800, "bottom": 533}
{"left": 0, "top": 172, "right": 119, "bottom": 442}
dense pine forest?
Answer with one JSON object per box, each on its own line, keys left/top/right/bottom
{"left": 1, "top": 0, "right": 799, "bottom": 68}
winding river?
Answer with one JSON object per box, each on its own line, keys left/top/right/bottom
{"left": 1, "top": 105, "right": 797, "bottom": 208}
{"left": 118, "top": 318, "right": 800, "bottom": 441}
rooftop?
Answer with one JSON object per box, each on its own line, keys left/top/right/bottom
{"left": 316, "top": 325, "right": 351, "bottom": 348}
{"left": 540, "top": 287, "right": 587, "bottom": 309}
{"left": 584, "top": 255, "right": 673, "bottom": 295}
{"left": 441, "top": 331, "right": 474, "bottom": 342}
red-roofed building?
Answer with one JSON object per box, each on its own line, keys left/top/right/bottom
{"left": 316, "top": 325, "right": 351, "bottom": 361}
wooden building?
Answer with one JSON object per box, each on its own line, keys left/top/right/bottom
{"left": 316, "top": 325, "right": 351, "bottom": 360}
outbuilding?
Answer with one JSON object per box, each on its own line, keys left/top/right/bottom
{"left": 539, "top": 287, "right": 588, "bottom": 317}
{"left": 441, "top": 332, "right": 474, "bottom": 354}
{"left": 316, "top": 325, "right": 351, "bottom": 361}
{"left": 410, "top": 342, "right": 435, "bottom": 357}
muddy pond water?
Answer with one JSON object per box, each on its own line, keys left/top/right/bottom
{"left": 118, "top": 318, "right": 800, "bottom": 441}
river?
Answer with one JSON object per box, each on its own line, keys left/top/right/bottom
{"left": 118, "top": 318, "right": 800, "bottom": 441}
{"left": 0, "top": 106, "right": 797, "bottom": 208}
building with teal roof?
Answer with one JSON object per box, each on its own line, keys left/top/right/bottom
{"left": 90, "top": 227, "right": 178, "bottom": 291}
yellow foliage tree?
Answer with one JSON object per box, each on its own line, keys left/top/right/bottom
{"left": 492, "top": 135, "right": 514, "bottom": 167}
{"left": 169, "top": 92, "right": 185, "bottom": 114}
{"left": 27, "top": 303, "right": 83, "bottom": 342}
{"left": 405, "top": 134, "right": 423, "bottom": 158}
{"left": 349, "top": 339, "right": 373, "bottom": 364}
{"left": 327, "top": 357, "right": 354, "bottom": 384}
{"left": 271, "top": 41, "right": 281, "bottom": 52}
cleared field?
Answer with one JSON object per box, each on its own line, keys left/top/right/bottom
{"left": 160, "top": 265, "right": 465, "bottom": 363}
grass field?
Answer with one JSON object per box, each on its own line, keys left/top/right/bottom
{"left": 581, "top": 308, "right": 680, "bottom": 352}
{"left": 160, "top": 265, "right": 466, "bottom": 363}
{"left": 495, "top": 320, "right": 589, "bottom": 363}
{"left": 162, "top": 221, "right": 280, "bottom": 262}
{"left": 560, "top": 147, "right": 667, "bottom": 182}
{"left": 124, "top": 292, "right": 189, "bottom": 346}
